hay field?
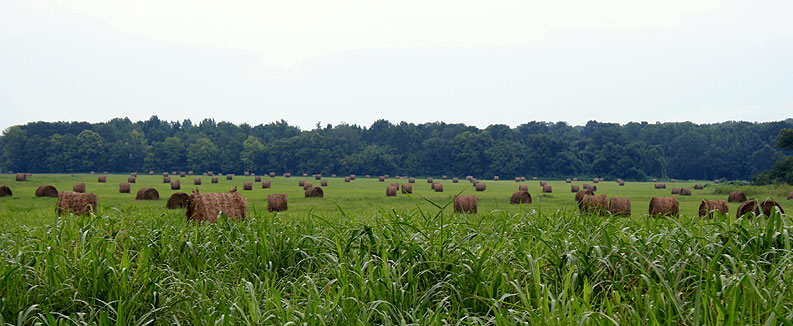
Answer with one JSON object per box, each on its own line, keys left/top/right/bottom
{"left": 0, "top": 174, "right": 792, "bottom": 324}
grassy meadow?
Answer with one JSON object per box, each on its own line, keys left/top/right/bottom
{"left": 1, "top": 173, "right": 792, "bottom": 325}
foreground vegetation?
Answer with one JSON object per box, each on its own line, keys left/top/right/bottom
{"left": 1, "top": 175, "right": 792, "bottom": 324}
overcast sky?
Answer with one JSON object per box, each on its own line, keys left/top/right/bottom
{"left": 1, "top": 0, "right": 792, "bottom": 131}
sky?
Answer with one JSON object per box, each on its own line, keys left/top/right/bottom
{"left": 1, "top": 0, "right": 792, "bottom": 131}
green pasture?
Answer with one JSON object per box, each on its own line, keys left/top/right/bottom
{"left": 1, "top": 174, "right": 790, "bottom": 226}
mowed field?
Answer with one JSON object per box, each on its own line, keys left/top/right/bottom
{"left": 3, "top": 174, "right": 788, "bottom": 224}
{"left": 1, "top": 173, "right": 793, "bottom": 325}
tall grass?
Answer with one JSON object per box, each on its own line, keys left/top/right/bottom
{"left": 1, "top": 203, "right": 793, "bottom": 325}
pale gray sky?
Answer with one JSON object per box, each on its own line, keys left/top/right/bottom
{"left": 1, "top": 0, "right": 792, "bottom": 131}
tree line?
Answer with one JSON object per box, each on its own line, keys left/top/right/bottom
{"left": 1, "top": 116, "right": 791, "bottom": 181}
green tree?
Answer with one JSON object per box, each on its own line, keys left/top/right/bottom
{"left": 76, "top": 130, "right": 107, "bottom": 172}
{"left": 240, "top": 136, "right": 265, "bottom": 172}
{"left": 187, "top": 138, "right": 219, "bottom": 173}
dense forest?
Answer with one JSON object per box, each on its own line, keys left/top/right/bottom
{"left": 1, "top": 117, "right": 792, "bottom": 181}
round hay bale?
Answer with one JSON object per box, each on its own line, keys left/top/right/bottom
{"left": 303, "top": 182, "right": 313, "bottom": 190}
{"left": 299, "top": 180, "right": 305, "bottom": 187}
{"left": 493, "top": 176, "right": 499, "bottom": 181}
{"left": 618, "top": 181, "right": 625, "bottom": 186}
{"left": 194, "top": 178, "right": 202, "bottom": 185}
{"left": 570, "top": 185, "right": 579, "bottom": 192}
{"left": 163, "top": 172, "right": 169, "bottom": 177}
{"left": 452, "top": 177, "right": 459, "bottom": 183}
{"left": 728, "top": 192, "right": 747, "bottom": 203}
{"left": 386, "top": 186, "right": 397, "bottom": 197}
{"left": 575, "top": 189, "right": 595, "bottom": 206}
{"left": 608, "top": 197, "right": 631, "bottom": 216}
{"left": 315, "top": 174, "right": 321, "bottom": 180}
{"left": 350, "top": 174, "right": 356, "bottom": 180}
{"left": 131, "top": 172, "right": 137, "bottom": 177}
{"left": 670, "top": 178, "right": 677, "bottom": 183}
{"left": 760, "top": 200, "right": 785, "bottom": 216}
{"left": 442, "top": 175, "right": 447, "bottom": 180}
{"left": 788, "top": 191, "right": 793, "bottom": 200}
{"left": 427, "top": 178, "right": 433, "bottom": 184}
{"left": 179, "top": 172, "right": 186, "bottom": 177}
{"left": 365, "top": 175, "right": 371, "bottom": 178}
{"left": 57, "top": 191, "right": 97, "bottom": 215}
{"left": 390, "top": 182, "right": 399, "bottom": 190}
{"left": 671, "top": 188, "right": 680, "bottom": 195}
{"left": 514, "top": 177, "right": 520, "bottom": 182}
{"left": 186, "top": 188, "right": 247, "bottom": 223}
{"left": 581, "top": 194, "right": 608, "bottom": 215}
{"left": 698, "top": 200, "right": 728, "bottom": 218}
{"left": 149, "top": 171, "right": 155, "bottom": 175}
{"left": 321, "top": 180, "right": 328, "bottom": 187}
{"left": 331, "top": 174, "right": 336, "bottom": 178}
{"left": 649, "top": 197, "right": 679, "bottom": 217}
{"left": 166, "top": 192, "right": 190, "bottom": 209}
{"left": 565, "top": 179, "right": 572, "bottom": 183}
{"left": 539, "top": 181, "right": 547, "bottom": 186}
{"left": 583, "top": 183, "right": 593, "bottom": 190}
{"left": 433, "top": 183, "right": 443, "bottom": 192}
{"left": 0, "top": 185, "right": 12, "bottom": 197}
{"left": 284, "top": 173, "right": 291, "bottom": 178}
{"left": 98, "top": 176, "right": 106, "bottom": 183}
{"left": 128, "top": 176, "right": 136, "bottom": 183}
{"left": 208, "top": 171, "right": 214, "bottom": 176}
{"left": 379, "top": 176, "right": 386, "bottom": 182}
{"left": 136, "top": 187, "right": 159, "bottom": 200}
{"left": 163, "top": 177, "right": 171, "bottom": 183}
{"left": 269, "top": 172, "right": 276, "bottom": 177}
{"left": 305, "top": 186, "right": 324, "bottom": 198}
{"left": 171, "top": 171, "right": 177, "bottom": 175}
{"left": 654, "top": 183, "right": 666, "bottom": 189}
{"left": 694, "top": 184, "right": 704, "bottom": 190}
{"left": 255, "top": 176, "right": 262, "bottom": 182}
{"left": 593, "top": 178, "right": 599, "bottom": 184}
{"left": 244, "top": 171, "right": 250, "bottom": 176}
{"left": 519, "top": 185, "right": 528, "bottom": 192}
{"left": 119, "top": 182, "right": 131, "bottom": 193}
{"left": 737, "top": 200, "right": 759, "bottom": 217}
{"left": 15, "top": 173, "right": 26, "bottom": 181}
{"left": 470, "top": 178, "right": 478, "bottom": 184}
{"left": 243, "top": 181, "right": 253, "bottom": 190}
{"left": 212, "top": 177, "right": 219, "bottom": 184}
{"left": 652, "top": 178, "right": 658, "bottom": 182}
{"left": 572, "top": 177, "right": 578, "bottom": 181}
{"left": 262, "top": 180, "right": 271, "bottom": 188}
{"left": 226, "top": 174, "right": 234, "bottom": 180}
{"left": 713, "top": 179, "right": 720, "bottom": 184}
{"left": 189, "top": 171, "right": 194, "bottom": 175}
{"left": 171, "top": 180, "right": 181, "bottom": 190}
{"left": 267, "top": 193, "right": 287, "bottom": 212}
{"left": 73, "top": 183, "right": 86, "bottom": 193}
{"left": 303, "top": 173, "right": 309, "bottom": 177}
{"left": 679, "top": 188, "right": 692, "bottom": 196}
{"left": 35, "top": 185, "right": 58, "bottom": 198}
{"left": 344, "top": 177, "right": 351, "bottom": 182}
{"left": 542, "top": 185, "right": 552, "bottom": 193}
{"left": 510, "top": 191, "right": 532, "bottom": 204}
{"left": 408, "top": 177, "right": 416, "bottom": 183}
{"left": 401, "top": 184, "right": 413, "bottom": 194}
{"left": 532, "top": 177, "right": 538, "bottom": 181}
{"left": 454, "top": 195, "right": 478, "bottom": 214}
{"left": 475, "top": 183, "right": 486, "bottom": 191}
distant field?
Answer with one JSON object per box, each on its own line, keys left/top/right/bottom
{"left": 1, "top": 174, "right": 789, "bottom": 225}
{"left": 1, "top": 174, "right": 792, "bottom": 324}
